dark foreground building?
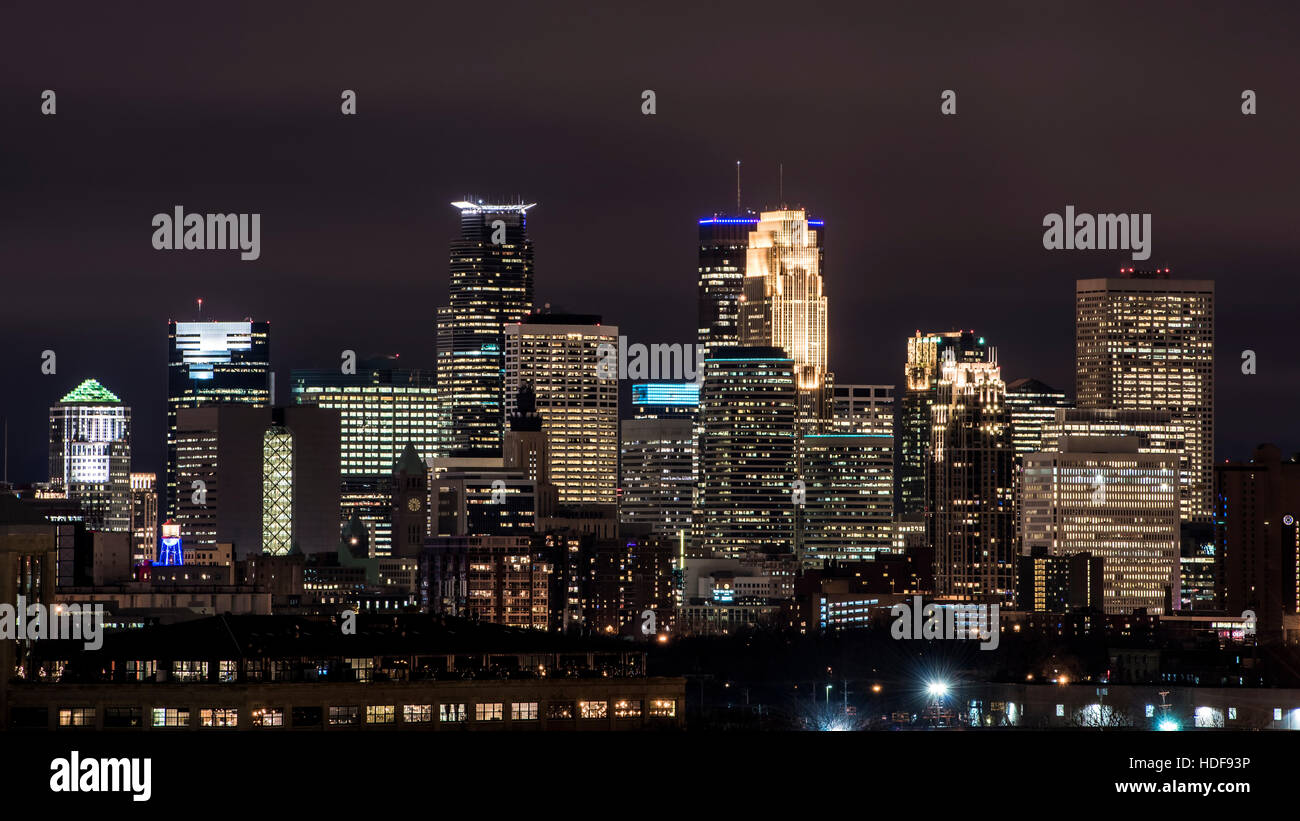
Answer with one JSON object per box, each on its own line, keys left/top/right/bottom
{"left": 3, "top": 614, "right": 684, "bottom": 731}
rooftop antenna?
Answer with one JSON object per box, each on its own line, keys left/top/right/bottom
{"left": 197, "top": 298, "right": 203, "bottom": 320}
{"left": 736, "top": 160, "right": 742, "bottom": 213}
{"left": 779, "top": 163, "right": 784, "bottom": 207}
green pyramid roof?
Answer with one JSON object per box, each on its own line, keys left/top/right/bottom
{"left": 59, "top": 378, "right": 121, "bottom": 404}
{"left": 395, "top": 442, "right": 425, "bottom": 474}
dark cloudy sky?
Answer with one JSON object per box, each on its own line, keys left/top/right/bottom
{"left": 1, "top": 0, "right": 1297, "bottom": 483}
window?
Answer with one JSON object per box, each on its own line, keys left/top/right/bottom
{"left": 613, "top": 699, "right": 641, "bottom": 718}
{"left": 218, "top": 661, "right": 238, "bottom": 683}
{"left": 579, "top": 700, "right": 608, "bottom": 719}
{"left": 649, "top": 699, "right": 676, "bottom": 718}
{"left": 1274, "top": 708, "right": 1283, "bottom": 721}
{"left": 1228, "top": 707, "right": 1237, "bottom": 720}
{"left": 474, "top": 703, "right": 503, "bottom": 721}
{"left": 366, "top": 705, "right": 396, "bottom": 724}
{"left": 403, "top": 705, "right": 433, "bottom": 724}
{"left": 124, "top": 660, "right": 156, "bottom": 682}
{"left": 104, "top": 707, "right": 142, "bottom": 728}
{"left": 151, "top": 708, "right": 190, "bottom": 728}
{"left": 1055, "top": 704, "right": 1065, "bottom": 717}
{"left": 291, "top": 706, "right": 322, "bottom": 727}
{"left": 346, "top": 657, "right": 374, "bottom": 683}
{"left": 511, "top": 702, "right": 538, "bottom": 721}
{"left": 546, "top": 702, "right": 574, "bottom": 720}
{"left": 201, "top": 708, "right": 238, "bottom": 728}
{"left": 439, "top": 703, "right": 466, "bottom": 723}
{"left": 58, "top": 707, "right": 95, "bottom": 727}
{"left": 251, "top": 707, "right": 283, "bottom": 727}
{"left": 329, "top": 706, "right": 360, "bottom": 726}
{"left": 1145, "top": 704, "right": 1155, "bottom": 718}
{"left": 171, "top": 660, "right": 208, "bottom": 682}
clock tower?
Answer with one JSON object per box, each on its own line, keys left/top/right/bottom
{"left": 391, "top": 443, "right": 428, "bottom": 558}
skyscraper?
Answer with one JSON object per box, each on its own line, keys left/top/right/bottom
{"left": 129, "top": 472, "right": 158, "bottom": 567}
{"left": 292, "top": 356, "right": 437, "bottom": 554}
{"left": 166, "top": 319, "right": 271, "bottom": 518}
{"left": 697, "top": 215, "right": 756, "bottom": 362}
{"left": 929, "top": 351, "right": 1015, "bottom": 602}
{"left": 1075, "top": 269, "right": 1214, "bottom": 522}
{"left": 620, "top": 416, "right": 695, "bottom": 539}
{"left": 800, "top": 433, "right": 894, "bottom": 564}
{"left": 695, "top": 347, "right": 798, "bottom": 559}
{"left": 1022, "top": 436, "right": 1180, "bottom": 615}
{"left": 1004, "top": 378, "right": 1072, "bottom": 460}
{"left": 1215, "top": 444, "right": 1300, "bottom": 640}
{"left": 740, "top": 209, "right": 828, "bottom": 426}
{"left": 503, "top": 314, "right": 618, "bottom": 506}
{"left": 900, "top": 331, "right": 992, "bottom": 517}
{"left": 436, "top": 199, "right": 535, "bottom": 458}
{"left": 830, "top": 384, "right": 895, "bottom": 437}
{"left": 48, "top": 379, "right": 131, "bottom": 533}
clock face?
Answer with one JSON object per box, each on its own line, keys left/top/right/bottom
{"left": 407, "top": 496, "right": 422, "bottom": 512}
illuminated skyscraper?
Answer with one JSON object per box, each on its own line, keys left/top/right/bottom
{"left": 930, "top": 352, "right": 1015, "bottom": 602}
{"left": 695, "top": 347, "right": 798, "bottom": 558}
{"left": 620, "top": 416, "right": 695, "bottom": 538}
{"left": 436, "top": 199, "right": 535, "bottom": 458}
{"left": 740, "top": 209, "right": 828, "bottom": 425}
{"left": 1075, "top": 269, "right": 1214, "bottom": 522}
{"left": 801, "top": 433, "right": 894, "bottom": 564}
{"left": 830, "top": 384, "right": 895, "bottom": 437}
{"left": 697, "top": 215, "right": 756, "bottom": 362}
{"left": 129, "top": 472, "right": 158, "bottom": 567}
{"left": 1004, "top": 378, "right": 1072, "bottom": 460}
{"left": 900, "top": 331, "right": 992, "bottom": 517}
{"left": 166, "top": 319, "right": 271, "bottom": 518}
{"left": 48, "top": 379, "right": 131, "bottom": 533}
{"left": 1022, "top": 436, "right": 1180, "bottom": 615}
{"left": 292, "top": 357, "right": 437, "bottom": 555}
{"left": 503, "top": 314, "right": 618, "bottom": 506}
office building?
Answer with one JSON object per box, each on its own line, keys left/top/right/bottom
{"left": 800, "top": 434, "right": 894, "bottom": 564}
{"left": 830, "top": 384, "right": 894, "bottom": 437}
{"left": 695, "top": 347, "right": 797, "bottom": 558}
{"left": 436, "top": 200, "right": 536, "bottom": 457}
{"left": 1016, "top": 547, "right": 1105, "bottom": 613}
{"left": 48, "top": 379, "right": 131, "bottom": 534}
{"left": 129, "top": 473, "right": 158, "bottom": 567}
{"left": 1216, "top": 444, "right": 1300, "bottom": 640}
{"left": 697, "top": 214, "right": 756, "bottom": 362}
{"left": 1075, "top": 269, "right": 1214, "bottom": 521}
{"left": 900, "top": 331, "right": 992, "bottom": 516}
{"left": 166, "top": 320, "right": 271, "bottom": 517}
{"left": 1022, "top": 436, "right": 1180, "bottom": 615}
{"left": 420, "top": 536, "right": 551, "bottom": 629}
{"left": 620, "top": 417, "right": 694, "bottom": 538}
{"left": 1005, "top": 378, "right": 1072, "bottom": 460}
{"left": 504, "top": 314, "right": 618, "bottom": 506}
{"left": 930, "top": 351, "right": 1015, "bottom": 603}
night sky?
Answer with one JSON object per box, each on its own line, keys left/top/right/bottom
{"left": 2, "top": 1, "right": 1297, "bottom": 483}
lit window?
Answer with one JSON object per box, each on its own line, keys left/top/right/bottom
{"left": 329, "top": 706, "right": 360, "bottom": 726}
{"left": 251, "top": 707, "right": 283, "bottom": 727}
{"left": 474, "top": 703, "right": 503, "bottom": 721}
{"left": 151, "top": 707, "right": 190, "bottom": 728}
{"left": 200, "top": 708, "right": 238, "bottom": 728}
{"left": 1056, "top": 704, "right": 1065, "bottom": 717}
{"left": 171, "top": 660, "right": 208, "bottom": 682}
{"left": 403, "top": 705, "right": 432, "bottom": 723}
{"left": 511, "top": 702, "right": 538, "bottom": 721}
{"left": 613, "top": 700, "right": 642, "bottom": 718}
{"left": 649, "top": 699, "right": 676, "bottom": 718}
{"left": 439, "top": 703, "right": 466, "bottom": 723}
{"left": 579, "top": 700, "right": 608, "bottom": 719}
{"left": 546, "top": 702, "right": 574, "bottom": 720}
{"left": 366, "top": 705, "right": 395, "bottom": 724}
{"left": 58, "top": 708, "right": 95, "bottom": 727}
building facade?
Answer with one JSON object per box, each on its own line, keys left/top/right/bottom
{"left": 48, "top": 379, "right": 131, "bottom": 534}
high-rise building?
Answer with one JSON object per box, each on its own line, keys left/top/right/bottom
{"left": 1005, "top": 378, "right": 1072, "bottom": 460}
{"left": 900, "top": 331, "right": 992, "bottom": 517}
{"left": 48, "top": 379, "right": 131, "bottom": 533}
{"left": 800, "top": 434, "right": 894, "bottom": 564}
{"left": 1016, "top": 547, "right": 1105, "bottom": 613}
{"left": 740, "top": 209, "right": 828, "bottom": 426}
{"left": 929, "top": 351, "right": 1015, "bottom": 602}
{"left": 695, "top": 347, "right": 797, "bottom": 559}
{"left": 166, "top": 319, "right": 271, "bottom": 517}
{"left": 174, "top": 405, "right": 340, "bottom": 558}
{"left": 429, "top": 456, "right": 538, "bottom": 539}
{"left": 420, "top": 535, "right": 550, "bottom": 629}
{"left": 620, "top": 417, "right": 695, "bottom": 538}
{"left": 1215, "top": 444, "right": 1300, "bottom": 640}
{"left": 830, "top": 384, "right": 895, "bottom": 437}
{"left": 292, "top": 357, "right": 437, "bottom": 554}
{"left": 697, "top": 215, "right": 756, "bottom": 362}
{"left": 503, "top": 314, "right": 618, "bottom": 506}
{"left": 129, "top": 472, "right": 158, "bottom": 567}
{"left": 1022, "top": 436, "right": 1180, "bottom": 615}
{"left": 436, "top": 200, "right": 536, "bottom": 458}
{"left": 631, "top": 382, "right": 700, "bottom": 420}
{"left": 1075, "top": 269, "right": 1214, "bottom": 522}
